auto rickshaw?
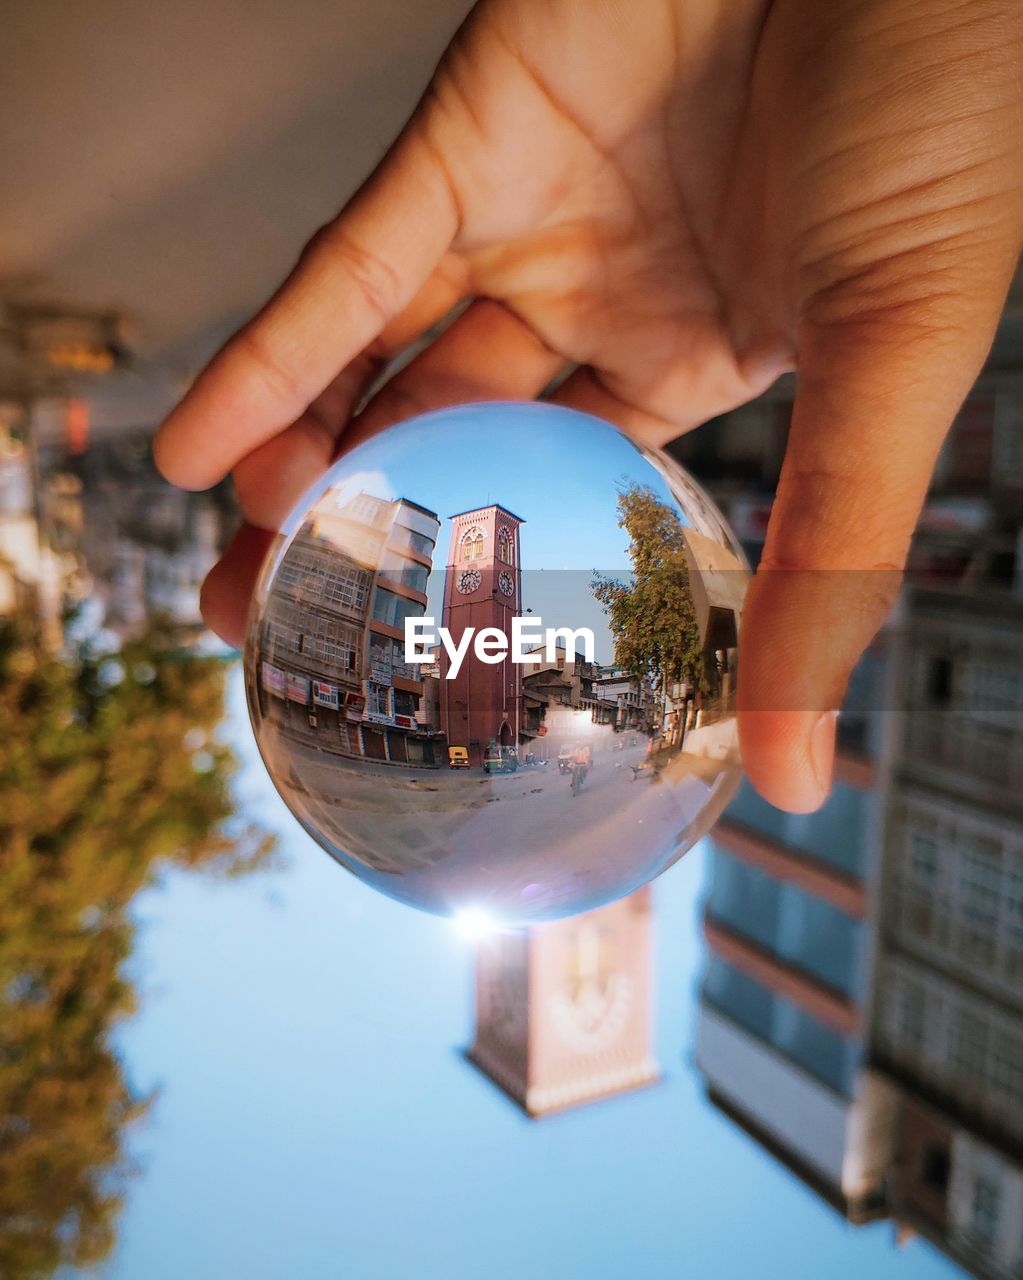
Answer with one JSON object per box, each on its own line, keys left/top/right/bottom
{"left": 483, "top": 742, "right": 518, "bottom": 774}
{"left": 448, "top": 746, "right": 470, "bottom": 769}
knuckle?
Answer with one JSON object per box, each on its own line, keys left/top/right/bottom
{"left": 323, "top": 230, "right": 403, "bottom": 323}
{"left": 235, "top": 325, "right": 307, "bottom": 408}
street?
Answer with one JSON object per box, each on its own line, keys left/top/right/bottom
{"left": 257, "top": 727, "right": 742, "bottom": 921}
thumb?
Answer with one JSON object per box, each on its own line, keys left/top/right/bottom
{"left": 738, "top": 282, "right": 1014, "bottom": 812}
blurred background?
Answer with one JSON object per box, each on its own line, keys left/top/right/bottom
{"left": 2, "top": 3, "right": 1021, "bottom": 1278}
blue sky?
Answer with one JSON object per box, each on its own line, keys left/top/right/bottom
{"left": 295, "top": 402, "right": 673, "bottom": 661}
{"left": 296, "top": 402, "right": 678, "bottom": 573}
{"left": 95, "top": 667, "right": 964, "bottom": 1280}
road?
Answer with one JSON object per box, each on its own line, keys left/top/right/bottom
{"left": 257, "top": 727, "right": 742, "bottom": 922}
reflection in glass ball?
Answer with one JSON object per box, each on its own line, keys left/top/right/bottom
{"left": 245, "top": 403, "right": 748, "bottom": 925}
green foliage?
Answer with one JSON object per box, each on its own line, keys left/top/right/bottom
{"left": 593, "top": 482, "right": 705, "bottom": 694}
{"left": 0, "top": 619, "right": 274, "bottom": 1278}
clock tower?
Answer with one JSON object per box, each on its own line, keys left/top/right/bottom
{"left": 466, "top": 889, "right": 659, "bottom": 1116}
{"left": 440, "top": 504, "right": 524, "bottom": 766}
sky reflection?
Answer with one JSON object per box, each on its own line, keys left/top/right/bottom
{"left": 102, "top": 667, "right": 958, "bottom": 1280}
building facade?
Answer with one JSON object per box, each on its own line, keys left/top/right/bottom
{"left": 684, "top": 272, "right": 1023, "bottom": 1278}
{"left": 870, "top": 587, "right": 1023, "bottom": 1280}
{"left": 439, "top": 504, "right": 524, "bottom": 766}
{"left": 694, "top": 649, "right": 894, "bottom": 1216}
{"left": 259, "top": 490, "right": 441, "bottom": 764}
{"left": 467, "top": 889, "right": 659, "bottom": 1117}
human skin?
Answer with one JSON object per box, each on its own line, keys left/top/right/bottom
{"left": 153, "top": 0, "right": 1023, "bottom": 813}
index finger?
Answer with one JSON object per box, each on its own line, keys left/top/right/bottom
{"left": 153, "top": 121, "right": 460, "bottom": 490}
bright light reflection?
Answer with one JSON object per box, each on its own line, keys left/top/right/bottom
{"left": 453, "top": 908, "right": 499, "bottom": 940}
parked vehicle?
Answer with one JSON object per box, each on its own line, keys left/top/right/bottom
{"left": 483, "top": 742, "right": 518, "bottom": 774}
{"left": 447, "top": 746, "right": 470, "bottom": 769}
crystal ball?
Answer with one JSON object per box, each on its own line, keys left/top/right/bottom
{"left": 245, "top": 402, "right": 747, "bottom": 924}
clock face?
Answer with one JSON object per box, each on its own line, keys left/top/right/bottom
{"left": 499, "top": 571, "right": 515, "bottom": 598}
{"left": 547, "top": 922, "right": 633, "bottom": 1053}
{"left": 549, "top": 973, "right": 633, "bottom": 1053}
{"left": 457, "top": 569, "right": 482, "bottom": 595}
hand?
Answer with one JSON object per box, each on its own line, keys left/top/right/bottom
{"left": 154, "top": 0, "right": 1023, "bottom": 812}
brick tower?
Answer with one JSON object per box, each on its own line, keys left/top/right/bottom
{"left": 466, "top": 889, "right": 659, "bottom": 1116}
{"left": 440, "top": 504, "right": 524, "bottom": 766}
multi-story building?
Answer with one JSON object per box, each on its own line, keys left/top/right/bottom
{"left": 870, "top": 586, "right": 1023, "bottom": 1280}
{"left": 694, "top": 636, "right": 895, "bottom": 1219}
{"left": 682, "top": 407, "right": 896, "bottom": 1213}
{"left": 466, "top": 889, "right": 659, "bottom": 1117}
{"left": 259, "top": 490, "right": 441, "bottom": 765}
{"left": 592, "top": 667, "right": 652, "bottom": 733}
{"left": 521, "top": 640, "right": 602, "bottom": 718}
{"left": 693, "top": 586, "right": 1023, "bottom": 1279}
{"left": 686, "top": 272, "right": 1023, "bottom": 1279}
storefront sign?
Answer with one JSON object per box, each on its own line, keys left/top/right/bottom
{"left": 368, "top": 639, "right": 393, "bottom": 683}
{"left": 312, "top": 680, "right": 340, "bottom": 709}
{"left": 394, "top": 714, "right": 416, "bottom": 729}
{"left": 345, "top": 692, "right": 366, "bottom": 721}
{"left": 261, "top": 662, "right": 286, "bottom": 698}
{"left": 286, "top": 673, "right": 310, "bottom": 704}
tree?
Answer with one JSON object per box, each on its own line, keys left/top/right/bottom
{"left": 0, "top": 616, "right": 274, "bottom": 1279}
{"left": 592, "top": 483, "right": 706, "bottom": 710}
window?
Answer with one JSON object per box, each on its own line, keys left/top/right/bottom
{"left": 928, "top": 655, "right": 953, "bottom": 705}
{"left": 703, "top": 956, "right": 774, "bottom": 1042}
{"left": 265, "top": 604, "right": 360, "bottom": 670}
{"left": 370, "top": 684, "right": 391, "bottom": 716}
{"left": 724, "top": 779, "right": 866, "bottom": 878}
{"left": 347, "top": 494, "right": 387, "bottom": 526}
{"left": 706, "top": 853, "right": 781, "bottom": 955}
{"left": 321, "top": 564, "right": 370, "bottom": 611}
{"left": 275, "top": 559, "right": 304, "bottom": 588}
{"left": 397, "top": 563, "right": 429, "bottom": 593}
{"left": 371, "top": 589, "right": 425, "bottom": 629}
{"left": 909, "top": 830, "right": 940, "bottom": 887}
{"left": 989, "top": 1038, "right": 1023, "bottom": 1108}
{"left": 948, "top": 1011, "right": 987, "bottom": 1077}
{"left": 497, "top": 525, "right": 514, "bottom": 565}
{"left": 266, "top": 619, "right": 301, "bottom": 654}
{"left": 921, "top": 1145, "right": 950, "bottom": 1193}
{"left": 302, "top": 627, "right": 357, "bottom": 670}
{"left": 394, "top": 689, "right": 417, "bottom": 718}
{"left": 1006, "top": 864, "right": 1023, "bottom": 944}
{"left": 971, "top": 660, "right": 1023, "bottom": 715}
{"left": 959, "top": 840, "right": 1002, "bottom": 930}
{"left": 706, "top": 852, "right": 859, "bottom": 997}
{"left": 395, "top": 526, "right": 435, "bottom": 557}
{"left": 274, "top": 549, "right": 370, "bottom": 612}
{"left": 896, "top": 981, "right": 926, "bottom": 1052}
{"left": 774, "top": 1001, "right": 851, "bottom": 1095}
{"left": 703, "top": 957, "right": 852, "bottom": 1094}
{"left": 461, "top": 527, "right": 484, "bottom": 561}
{"left": 970, "top": 1174, "right": 1001, "bottom": 1247}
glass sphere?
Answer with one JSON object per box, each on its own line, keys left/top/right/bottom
{"left": 245, "top": 402, "right": 747, "bottom": 924}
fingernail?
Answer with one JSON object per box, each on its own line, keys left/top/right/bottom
{"left": 810, "top": 710, "right": 839, "bottom": 801}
